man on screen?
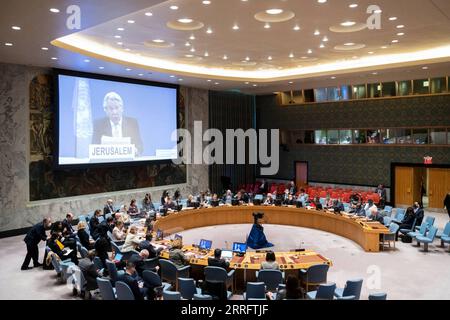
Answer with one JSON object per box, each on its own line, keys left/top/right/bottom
{"left": 92, "top": 92, "right": 143, "bottom": 155}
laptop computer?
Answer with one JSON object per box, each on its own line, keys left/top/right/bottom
{"left": 174, "top": 234, "right": 183, "bottom": 240}
{"left": 232, "top": 242, "right": 247, "bottom": 254}
{"left": 114, "top": 253, "right": 123, "bottom": 261}
{"left": 220, "top": 250, "right": 233, "bottom": 260}
{"left": 199, "top": 239, "right": 213, "bottom": 250}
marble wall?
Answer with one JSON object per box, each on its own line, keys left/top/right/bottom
{"left": 0, "top": 62, "right": 209, "bottom": 233}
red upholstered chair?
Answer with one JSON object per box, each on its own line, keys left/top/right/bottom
{"left": 341, "top": 193, "right": 351, "bottom": 203}
{"left": 269, "top": 184, "right": 277, "bottom": 194}
{"left": 319, "top": 191, "right": 328, "bottom": 198}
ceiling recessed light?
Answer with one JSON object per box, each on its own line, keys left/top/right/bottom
{"left": 307, "top": 49, "right": 313, "bottom": 54}
{"left": 138, "top": 73, "right": 144, "bottom": 76}
{"left": 314, "top": 30, "right": 320, "bottom": 36}
{"left": 293, "top": 25, "right": 300, "bottom": 31}
{"left": 245, "top": 56, "right": 250, "bottom": 61}
{"left": 178, "top": 18, "right": 193, "bottom": 24}
{"left": 117, "top": 42, "right": 123, "bottom": 45}
{"left": 223, "top": 55, "right": 228, "bottom": 60}
{"left": 170, "top": 75, "right": 175, "bottom": 78}
{"left": 253, "top": 84, "right": 258, "bottom": 87}
{"left": 185, "top": 42, "right": 191, "bottom": 47}
{"left": 98, "top": 66, "right": 104, "bottom": 69}
{"left": 422, "top": 66, "right": 429, "bottom": 70}
{"left": 207, "top": 79, "right": 212, "bottom": 82}
{"left": 319, "top": 43, "right": 325, "bottom": 48}
{"left": 318, "top": 0, "right": 327, "bottom": 3}
{"left": 266, "top": 9, "right": 283, "bottom": 15}
{"left": 264, "top": 23, "right": 271, "bottom": 29}
{"left": 396, "top": 25, "right": 405, "bottom": 29}
{"left": 114, "top": 35, "right": 121, "bottom": 39}
{"left": 267, "top": 56, "right": 272, "bottom": 60}
{"left": 127, "top": 20, "right": 135, "bottom": 24}
{"left": 389, "top": 17, "right": 397, "bottom": 21}
{"left": 170, "top": 5, "right": 179, "bottom": 10}
{"left": 233, "top": 24, "right": 239, "bottom": 30}
{"left": 145, "top": 12, "right": 153, "bottom": 16}
{"left": 49, "top": 8, "right": 60, "bottom": 13}
{"left": 341, "top": 21, "right": 356, "bottom": 27}
{"left": 11, "top": 26, "right": 21, "bottom": 31}
{"left": 126, "top": 68, "right": 132, "bottom": 71}
{"left": 397, "top": 32, "right": 405, "bottom": 36}
{"left": 344, "top": 42, "right": 355, "bottom": 46}
{"left": 84, "top": 59, "right": 90, "bottom": 63}
{"left": 368, "top": 51, "right": 374, "bottom": 54}
{"left": 206, "top": 27, "right": 213, "bottom": 34}
{"left": 51, "top": 57, "right": 58, "bottom": 60}
{"left": 392, "top": 39, "right": 399, "bottom": 43}
{"left": 189, "top": 35, "right": 196, "bottom": 40}
{"left": 4, "top": 42, "right": 13, "bottom": 46}
{"left": 374, "top": 9, "right": 382, "bottom": 13}
{"left": 185, "top": 54, "right": 194, "bottom": 58}
{"left": 349, "top": 4, "right": 358, "bottom": 8}
{"left": 178, "top": 79, "right": 183, "bottom": 81}
{"left": 331, "top": 76, "right": 336, "bottom": 79}
{"left": 322, "top": 36, "right": 329, "bottom": 42}
{"left": 202, "top": 1, "right": 211, "bottom": 4}
{"left": 381, "top": 46, "right": 388, "bottom": 49}
{"left": 152, "top": 39, "right": 165, "bottom": 43}
{"left": 289, "top": 53, "right": 294, "bottom": 58}
{"left": 372, "top": 72, "right": 378, "bottom": 75}
{"left": 41, "top": 47, "right": 49, "bottom": 51}
{"left": 215, "top": 82, "right": 220, "bottom": 85}
{"left": 117, "top": 27, "right": 125, "bottom": 31}
{"left": 204, "top": 51, "right": 209, "bottom": 57}
{"left": 190, "top": 47, "right": 196, "bottom": 52}
{"left": 288, "top": 81, "right": 294, "bottom": 84}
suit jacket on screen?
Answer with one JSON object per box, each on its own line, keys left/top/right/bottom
{"left": 92, "top": 116, "right": 143, "bottom": 155}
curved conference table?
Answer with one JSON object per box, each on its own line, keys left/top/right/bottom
{"left": 154, "top": 205, "right": 389, "bottom": 253}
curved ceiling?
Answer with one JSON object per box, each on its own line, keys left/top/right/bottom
{"left": 51, "top": 0, "right": 450, "bottom": 83}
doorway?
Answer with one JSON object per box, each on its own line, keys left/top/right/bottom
{"left": 295, "top": 161, "right": 308, "bottom": 189}
{"left": 392, "top": 164, "right": 450, "bottom": 209}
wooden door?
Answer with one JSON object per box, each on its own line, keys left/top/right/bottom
{"left": 428, "top": 168, "right": 450, "bottom": 209}
{"left": 395, "top": 167, "right": 415, "bottom": 206}
{"left": 295, "top": 162, "right": 308, "bottom": 189}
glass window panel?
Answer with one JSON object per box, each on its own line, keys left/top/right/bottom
{"left": 368, "top": 83, "right": 381, "bottom": 98}
{"left": 353, "top": 85, "right": 366, "bottom": 99}
{"left": 327, "top": 130, "right": 339, "bottom": 145}
{"left": 304, "top": 130, "right": 315, "bottom": 144}
{"left": 430, "top": 77, "right": 446, "bottom": 94}
{"left": 367, "top": 129, "right": 381, "bottom": 144}
{"left": 448, "top": 128, "right": 450, "bottom": 144}
{"left": 395, "top": 129, "right": 413, "bottom": 144}
{"left": 380, "top": 129, "right": 396, "bottom": 144}
{"left": 314, "top": 88, "right": 328, "bottom": 102}
{"left": 326, "top": 87, "right": 340, "bottom": 101}
{"left": 413, "top": 79, "right": 430, "bottom": 95}
{"left": 315, "top": 130, "right": 327, "bottom": 144}
{"left": 339, "top": 130, "right": 352, "bottom": 144}
{"left": 340, "top": 85, "right": 352, "bottom": 100}
{"left": 398, "top": 80, "right": 412, "bottom": 96}
{"left": 413, "top": 129, "right": 428, "bottom": 144}
{"left": 353, "top": 130, "right": 367, "bottom": 144}
{"left": 382, "top": 82, "right": 396, "bottom": 97}
{"left": 429, "top": 128, "right": 447, "bottom": 145}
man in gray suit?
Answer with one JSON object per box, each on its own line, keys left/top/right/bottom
{"left": 92, "top": 92, "right": 143, "bottom": 156}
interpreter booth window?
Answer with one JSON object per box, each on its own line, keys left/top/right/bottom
{"left": 430, "top": 77, "right": 447, "bottom": 94}
{"left": 326, "top": 130, "right": 339, "bottom": 145}
{"left": 380, "top": 129, "right": 396, "bottom": 144}
{"left": 353, "top": 130, "right": 367, "bottom": 144}
{"left": 339, "top": 85, "right": 352, "bottom": 100}
{"left": 293, "top": 130, "right": 315, "bottom": 144}
{"left": 353, "top": 84, "right": 366, "bottom": 99}
{"left": 413, "top": 79, "right": 430, "bottom": 95}
{"left": 315, "top": 130, "right": 327, "bottom": 144}
{"left": 304, "top": 89, "right": 315, "bottom": 102}
{"left": 395, "top": 129, "right": 413, "bottom": 144}
{"left": 368, "top": 83, "right": 381, "bottom": 98}
{"left": 413, "top": 129, "right": 429, "bottom": 144}
{"left": 367, "top": 130, "right": 381, "bottom": 144}
{"left": 429, "top": 128, "right": 447, "bottom": 145}
{"left": 314, "top": 88, "right": 328, "bottom": 102}
{"left": 398, "top": 80, "right": 412, "bottom": 96}
{"left": 339, "top": 130, "right": 352, "bottom": 144}
{"left": 382, "top": 82, "right": 397, "bottom": 97}
{"left": 326, "top": 87, "right": 340, "bottom": 101}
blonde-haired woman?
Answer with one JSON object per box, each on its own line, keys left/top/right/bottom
{"left": 77, "top": 221, "right": 93, "bottom": 249}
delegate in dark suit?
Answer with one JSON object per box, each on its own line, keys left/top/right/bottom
{"left": 21, "top": 220, "right": 49, "bottom": 269}
{"left": 117, "top": 272, "right": 145, "bottom": 300}
{"left": 92, "top": 116, "right": 143, "bottom": 156}
{"left": 208, "top": 257, "right": 230, "bottom": 270}
{"left": 444, "top": 193, "right": 450, "bottom": 218}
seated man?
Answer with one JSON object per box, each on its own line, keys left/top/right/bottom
{"left": 128, "top": 249, "right": 150, "bottom": 277}
{"left": 139, "top": 233, "right": 162, "bottom": 258}
{"left": 47, "top": 232, "right": 78, "bottom": 264}
{"left": 103, "top": 199, "right": 115, "bottom": 216}
{"left": 62, "top": 213, "right": 75, "bottom": 237}
{"left": 263, "top": 193, "right": 274, "bottom": 206}
{"left": 368, "top": 207, "right": 384, "bottom": 224}
{"left": 332, "top": 199, "right": 345, "bottom": 213}
{"left": 283, "top": 194, "right": 295, "bottom": 206}
{"left": 208, "top": 249, "right": 230, "bottom": 269}
{"left": 78, "top": 250, "right": 100, "bottom": 293}
{"left": 117, "top": 261, "right": 146, "bottom": 300}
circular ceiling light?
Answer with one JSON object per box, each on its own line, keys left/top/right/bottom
{"left": 144, "top": 39, "right": 175, "bottom": 48}
{"left": 254, "top": 9, "right": 295, "bottom": 23}
{"left": 329, "top": 22, "right": 367, "bottom": 33}
{"left": 334, "top": 43, "right": 366, "bottom": 51}
{"left": 341, "top": 21, "right": 356, "bottom": 27}
{"left": 167, "top": 19, "right": 204, "bottom": 31}
{"left": 266, "top": 9, "right": 283, "bottom": 15}
{"left": 232, "top": 61, "right": 257, "bottom": 66}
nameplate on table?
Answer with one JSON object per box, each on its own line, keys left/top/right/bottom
{"left": 89, "top": 144, "right": 136, "bottom": 160}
